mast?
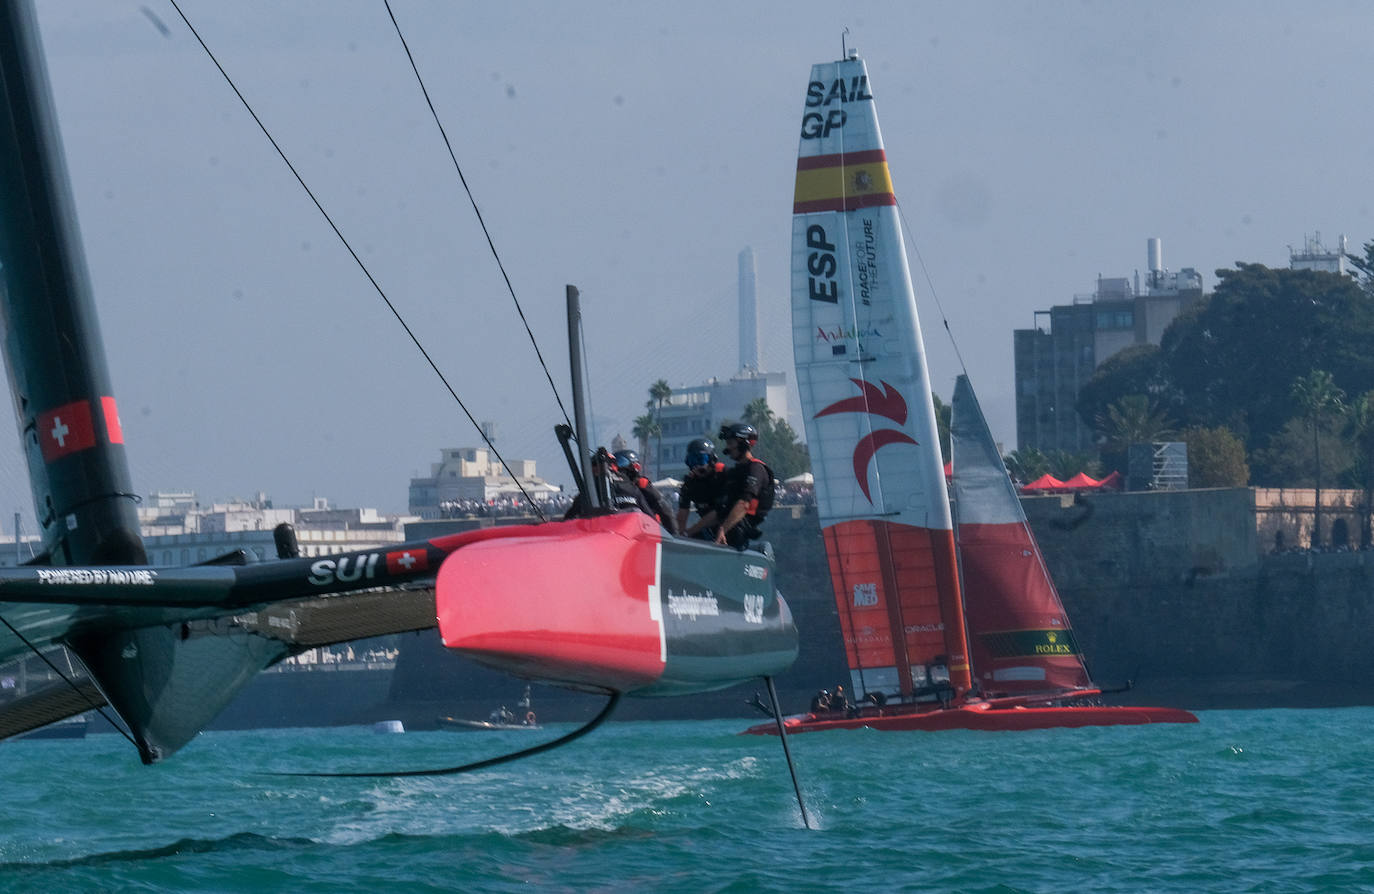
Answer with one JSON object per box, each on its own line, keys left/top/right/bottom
{"left": 0, "top": 0, "right": 146, "bottom": 566}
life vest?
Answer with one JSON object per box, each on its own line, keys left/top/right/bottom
{"left": 724, "top": 457, "right": 774, "bottom": 520}
{"left": 749, "top": 458, "right": 775, "bottom": 520}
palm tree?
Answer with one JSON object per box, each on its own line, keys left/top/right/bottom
{"left": 648, "top": 379, "right": 672, "bottom": 477}
{"left": 1094, "top": 394, "right": 1176, "bottom": 455}
{"left": 742, "top": 397, "right": 774, "bottom": 430}
{"left": 1291, "top": 369, "right": 1345, "bottom": 548}
{"left": 1004, "top": 447, "right": 1049, "bottom": 485}
{"left": 632, "top": 413, "right": 659, "bottom": 466}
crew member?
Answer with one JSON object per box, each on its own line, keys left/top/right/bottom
{"left": 563, "top": 448, "right": 657, "bottom": 520}
{"left": 712, "top": 422, "right": 774, "bottom": 550}
{"left": 677, "top": 437, "right": 726, "bottom": 540}
{"left": 612, "top": 449, "right": 679, "bottom": 535}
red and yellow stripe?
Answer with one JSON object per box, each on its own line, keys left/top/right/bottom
{"left": 793, "top": 149, "right": 896, "bottom": 214}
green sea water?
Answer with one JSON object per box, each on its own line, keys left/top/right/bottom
{"left": 2, "top": 708, "right": 1372, "bottom": 892}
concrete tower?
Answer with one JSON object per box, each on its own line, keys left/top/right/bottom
{"left": 738, "top": 247, "right": 759, "bottom": 372}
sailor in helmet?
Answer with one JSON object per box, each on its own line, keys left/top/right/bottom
{"left": 711, "top": 422, "right": 775, "bottom": 550}
{"left": 563, "top": 447, "right": 665, "bottom": 527}
{"left": 611, "top": 449, "right": 678, "bottom": 535}
{"left": 677, "top": 436, "right": 727, "bottom": 540}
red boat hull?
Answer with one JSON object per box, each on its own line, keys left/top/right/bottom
{"left": 742, "top": 701, "right": 1198, "bottom": 734}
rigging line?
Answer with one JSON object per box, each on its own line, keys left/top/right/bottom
{"left": 896, "top": 203, "right": 969, "bottom": 377}
{"left": 384, "top": 1, "right": 571, "bottom": 429}
{"left": 274, "top": 690, "right": 622, "bottom": 778}
{"left": 166, "top": 1, "right": 546, "bottom": 521}
{"left": 0, "top": 616, "right": 136, "bottom": 748}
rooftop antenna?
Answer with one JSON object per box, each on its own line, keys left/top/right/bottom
{"left": 841, "top": 26, "right": 850, "bottom": 60}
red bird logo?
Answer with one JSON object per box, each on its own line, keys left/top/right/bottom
{"left": 815, "top": 379, "right": 917, "bottom": 502}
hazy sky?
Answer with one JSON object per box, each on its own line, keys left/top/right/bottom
{"left": 5, "top": 0, "right": 1371, "bottom": 524}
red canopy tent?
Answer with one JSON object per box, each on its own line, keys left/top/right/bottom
{"left": 1061, "top": 471, "right": 1100, "bottom": 489}
{"left": 1020, "top": 474, "right": 1066, "bottom": 493}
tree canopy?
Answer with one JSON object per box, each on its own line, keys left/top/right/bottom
{"left": 1181, "top": 425, "right": 1250, "bottom": 488}
{"left": 1158, "top": 263, "right": 1374, "bottom": 451}
{"left": 738, "top": 399, "right": 810, "bottom": 481}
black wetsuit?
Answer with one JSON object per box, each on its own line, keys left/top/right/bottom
{"left": 564, "top": 475, "right": 678, "bottom": 535}
{"left": 717, "top": 457, "right": 774, "bottom": 550}
{"left": 678, "top": 465, "right": 725, "bottom": 539}
{"left": 631, "top": 475, "right": 679, "bottom": 536}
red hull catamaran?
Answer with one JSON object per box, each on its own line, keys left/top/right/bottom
{"left": 747, "top": 53, "right": 1194, "bottom": 735}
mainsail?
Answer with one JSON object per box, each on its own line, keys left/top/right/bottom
{"left": 790, "top": 54, "right": 971, "bottom": 702}
{"left": 950, "top": 375, "right": 1095, "bottom": 697}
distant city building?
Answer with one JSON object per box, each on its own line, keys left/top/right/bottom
{"left": 1289, "top": 232, "right": 1350, "bottom": 275}
{"left": 407, "top": 446, "right": 561, "bottom": 517}
{"left": 135, "top": 491, "right": 411, "bottom": 564}
{"left": 0, "top": 491, "right": 425, "bottom": 670}
{"left": 649, "top": 369, "right": 792, "bottom": 476}
{"left": 636, "top": 247, "right": 794, "bottom": 476}
{"left": 1014, "top": 238, "right": 1204, "bottom": 454}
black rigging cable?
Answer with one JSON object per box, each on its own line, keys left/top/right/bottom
{"left": 165, "top": 0, "right": 547, "bottom": 521}
{"left": 897, "top": 204, "right": 969, "bottom": 377}
{"left": 384, "top": 0, "right": 571, "bottom": 430}
{"left": 274, "top": 691, "right": 621, "bottom": 778}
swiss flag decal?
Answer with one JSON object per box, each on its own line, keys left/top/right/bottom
{"left": 386, "top": 548, "right": 429, "bottom": 575}
{"left": 37, "top": 400, "right": 97, "bottom": 461}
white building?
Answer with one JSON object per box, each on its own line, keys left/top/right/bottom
{"left": 137, "top": 491, "right": 414, "bottom": 565}
{"left": 1289, "top": 232, "right": 1351, "bottom": 276}
{"left": 407, "top": 447, "right": 562, "bottom": 517}
{"left": 645, "top": 369, "right": 792, "bottom": 478}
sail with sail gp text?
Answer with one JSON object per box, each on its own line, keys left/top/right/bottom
{"left": 800, "top": 74, "right": 874, "bottom": 140}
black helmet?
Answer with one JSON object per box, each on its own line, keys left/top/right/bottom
{"left": 684, "top": 437, "right": 716, "bottom": 469}
{"left": 718, "top": 422, "right": 759, "bottom": 445}
{"left": 612, "top": 449, "right": 641, "bottom": 475}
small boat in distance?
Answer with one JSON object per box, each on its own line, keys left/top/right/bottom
{"left": 746, "top": 51, "right": 1195, "bottom": 735}
{"left": 437, "top": 686, "right": 542, "bottom": 732}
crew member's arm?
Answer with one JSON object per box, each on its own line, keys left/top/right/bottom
{"left": 688, "top": 509, "right": 717, "bottom": 537}
{"left": 714, "top": 501, "right": 748, "bottom": 545}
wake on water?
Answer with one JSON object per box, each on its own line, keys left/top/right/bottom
{"left": 3, "top": 713, "right": 1374, "bottom": 892}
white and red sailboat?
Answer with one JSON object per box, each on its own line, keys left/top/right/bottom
{"left": 746, "top": 52, "right": 1194, "bottom": 734}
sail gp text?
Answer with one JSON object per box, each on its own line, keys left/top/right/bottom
{"left": 800, "top": 75, "right": 873, "bottom": 139}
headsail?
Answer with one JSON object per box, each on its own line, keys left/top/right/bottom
{"left": 949, "top": 375, "right": 1094, "bottom": 697}
{"left": 790, "top": 55, "right": 971, "bottom": 703}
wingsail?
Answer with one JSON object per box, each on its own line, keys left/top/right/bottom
{"left": 746, "top": 51, "right": 1196, "bottom": 735}
{"left": 950, "top": 374, "right": 1095, "bottom": 697}
{"left": 791, "top": 53, "right": 971, "bottom": 703}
